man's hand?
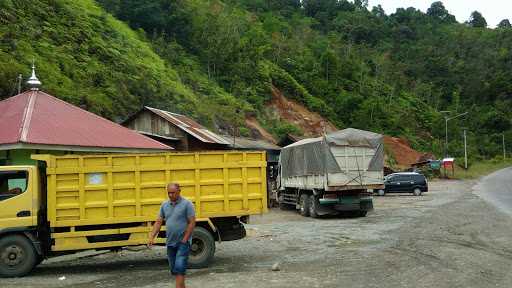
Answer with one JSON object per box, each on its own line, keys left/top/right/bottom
{"left": 181, "top": 216, "right": 196, "bottom": 245}
{"left": 149, "top": 217, "right": 163, "bottom": 248}
{"left": 148, "top": 236, "right": 155, "bottom": 248}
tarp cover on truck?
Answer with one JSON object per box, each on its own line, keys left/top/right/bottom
{"left": 280, "top": 128, "right": 384, "bottom": 177}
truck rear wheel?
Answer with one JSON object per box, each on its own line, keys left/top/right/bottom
{"left": 188, "top": 227, "right": 215, "bottom": 269}
{"left": 299, "top": 194, "right": 310, "bottom": 217}
{"left": 0, "top": 235, "right": 38, "bottom": 278}
{"left": 309, "top": 196, "right": 319, "bottom": 218}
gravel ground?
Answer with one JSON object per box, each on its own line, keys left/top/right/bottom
{"left": 3, "top": 179, "right": 512, "bottom": 288}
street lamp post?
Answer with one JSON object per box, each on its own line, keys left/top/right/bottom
{"left": 443, "top": 112, "right": 468, "bottom": 157}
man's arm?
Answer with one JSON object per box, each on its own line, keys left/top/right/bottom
{"left": 148, "top": 217, "right": 163, "bottom": 247}
{"left": 181, "top": 216, "right": 196, "bottom": 243}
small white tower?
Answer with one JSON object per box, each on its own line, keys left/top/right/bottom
{"left": 26, "top": 62, "right": 41, "bottom": 91}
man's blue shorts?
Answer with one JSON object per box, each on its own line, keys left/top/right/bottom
{"left": 167, "top": 242, "right": 190, "bottom": 275}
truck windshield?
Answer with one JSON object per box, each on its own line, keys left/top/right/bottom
{"left": 0, "top": 170, "right": 28, "bottom": 201}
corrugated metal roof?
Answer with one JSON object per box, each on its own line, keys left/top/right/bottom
{"left": 145, "top": 106, "right": 231, "bottom": 145}
{"left": 0, "top": 90, "right": 173, "bottom": 151}
{"left": 220, "top": 135, "right": 281, "bottom": 151}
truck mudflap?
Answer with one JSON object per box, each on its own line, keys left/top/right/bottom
{"left": 211, "top": 217, "right": 247, "bottom": 241}
{"left": 318, "top": 196, "right": 373, "bottom": 213}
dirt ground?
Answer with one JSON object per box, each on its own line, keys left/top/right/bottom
{"left": 3, "top": 179, "right": 512, "bottom": 288}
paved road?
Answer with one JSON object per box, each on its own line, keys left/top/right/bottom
{"left": 475, "top": 166, "right": 512, "bottom": 217}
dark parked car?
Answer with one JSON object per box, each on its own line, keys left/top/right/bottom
{"left": 374, "top": 172, "right": 428, "bottom": 196}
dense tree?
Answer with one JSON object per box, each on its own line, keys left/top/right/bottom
{"left": 371, "top": 5, "right": 386, "bottom": 18}
{"left": 468, "top": 11, "right": 487, "bottom": 28}
{"left": 426, "top": 1, "right": 456, "bottom": 23}
{"left": 498, "top": 19, "right": 512, "bottom": 29}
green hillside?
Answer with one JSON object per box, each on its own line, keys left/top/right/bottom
{"left": 1, "top": 0, "right": 511, "bottom": 162}
{"left": 0, "top": 0, "right": 246, "bottom": 127}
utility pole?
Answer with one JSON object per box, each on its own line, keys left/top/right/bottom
{"left": 503, "top": 133, "right": 506, "bottom": 160}
{"left": 464, "top": 129, "right": 468, "bottom": 169}
{"left": 17, "top": 74, "right": 22, "bottom": 94}
{"left": 445, "top": 118, "right": 448, "bottom": 157}
{"left": 443, "top": 111, "right": 468, "bottom": 157}
{"left": 233, "top": 126, "right": 236, "bottom": 149}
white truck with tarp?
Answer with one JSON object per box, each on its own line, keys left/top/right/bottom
{"left": 276, "top": 128, "right": 384, "bottom": 217}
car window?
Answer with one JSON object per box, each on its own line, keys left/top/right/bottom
{"left": 395, "top": 175, "right": 408, "bottom": 181}
{"left": 0, "top": 170, "right": 28, "bottom": 201}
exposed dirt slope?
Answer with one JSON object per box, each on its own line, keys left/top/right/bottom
{"left": 245, "top": 116, "right": 277, "bottom": 144}
{"left": 384, "top": 135, "right": 427, "bottom": 168}
{"left": 245, "top": 87, "right": 430, "bottom": 170}
{"left": 267, "top": 86, "right": 337, "bottom": 137}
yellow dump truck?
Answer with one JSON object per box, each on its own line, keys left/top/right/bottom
{"left": 0, "top": 151, "right": 267, "bottom": 277}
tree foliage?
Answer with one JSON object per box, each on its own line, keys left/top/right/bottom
{"left": 498, "top": 19, "right": 512, "bottom": 29}
{"left": 427, "top": 1, "right": 456, "bottom": 24}
{"left": 1, "top": 0, "right": 511, "bottom": 158}
{"left": 468, "top": 11, "right": 487, "bottom": 28}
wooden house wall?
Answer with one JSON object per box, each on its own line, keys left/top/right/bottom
{"left": 125, "top": 111, "right": 186, "bottom": 140}
{"left": 125, "top": 110, "right": 228, "bottom": 151}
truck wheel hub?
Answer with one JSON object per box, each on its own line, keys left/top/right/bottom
{"left": 2, "top": 246, "right": 24, "bottom": 266}
{"left": 190, "top": 239, "right": 204, "bottom": 256}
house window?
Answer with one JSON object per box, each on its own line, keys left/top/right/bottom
{"left": 0, "top": 170, "right": 28, "bottom": 201}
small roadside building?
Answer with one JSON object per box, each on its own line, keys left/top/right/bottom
{"left": 222, "top": 136, "right": 281, "bottom": 163}
{"left": 277, "top": 133, "right": 304, "bottom": 148}
{"left": 0, "top": 69, "right": 171, "bottom": 165}
{"left": 122, "top": 106, "right": 231, "bottom": 151}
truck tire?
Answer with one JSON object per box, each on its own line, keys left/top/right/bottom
{"left": 309, "top": 196, "right": 319, "bottom": 218}
{"left": 413, "top": 188, "right": 422, "bottom": 196}
{"left": 359, "top": 210, "right": 368, "bottom": 217}
{"left": 377, "top": 189, "right": 385, "bottom": 196}
{"left": 0, "top": 234, "right": 38, "bottom": 278}
{"left": 188, "top": 227, "right": 215, "bottom": 269}
{"left": 299, "top": 194, "right": 310, "bottom": 217}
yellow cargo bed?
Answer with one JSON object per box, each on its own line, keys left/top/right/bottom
{"left": 32, "top": 151, "right": 267, "bottom": 251}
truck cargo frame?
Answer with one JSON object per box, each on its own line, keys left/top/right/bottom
{"left": 0, "top": 151, "right": 267, "bottom": 277}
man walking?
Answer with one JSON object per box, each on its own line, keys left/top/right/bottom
{"left": 149, "top": 183, "right": 196, "bottom": 288}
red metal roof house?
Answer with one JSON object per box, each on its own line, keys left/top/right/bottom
{"left": 0, "top": 89, "right": 172, "bottom": 165}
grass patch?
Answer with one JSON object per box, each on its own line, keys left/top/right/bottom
{"left": 442, "top": 158, "right": 512, "bottom": 179}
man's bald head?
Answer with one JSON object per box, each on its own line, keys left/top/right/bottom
{"left": 167, "top": 183, "right": 181, "bottom": 202}
{"left": 167, "top": 183, "right": 181, "bottom": 191}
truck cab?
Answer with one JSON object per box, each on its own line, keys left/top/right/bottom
{"left": 0, "top": 166, "right": 44, "bottom": 277}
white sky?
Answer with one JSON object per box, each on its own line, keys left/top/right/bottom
{"left": 367, "top": 0, "right": 511, "bottom": 27}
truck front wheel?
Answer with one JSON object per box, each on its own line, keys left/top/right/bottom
{"left": 0, "top": 235, "right": 38, "bottom": 277}
{"left": 188, "top": 227, "right": 215, "bottom": 269}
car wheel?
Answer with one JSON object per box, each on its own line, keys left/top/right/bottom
{"left": 359, "top": 210, "right": 368, "bottom": 217}
{"left": 299, "top": 194, "right": 310, "bottom": 217}
{"left": 377, "top": 189, "right": 385, "bottom": 196}
{"left": 413, "top": 188, "right": 422, "bottom": 196}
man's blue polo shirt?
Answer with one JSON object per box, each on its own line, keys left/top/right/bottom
{"left": 158, "top": 196, "right": 195, "bottom": 246}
